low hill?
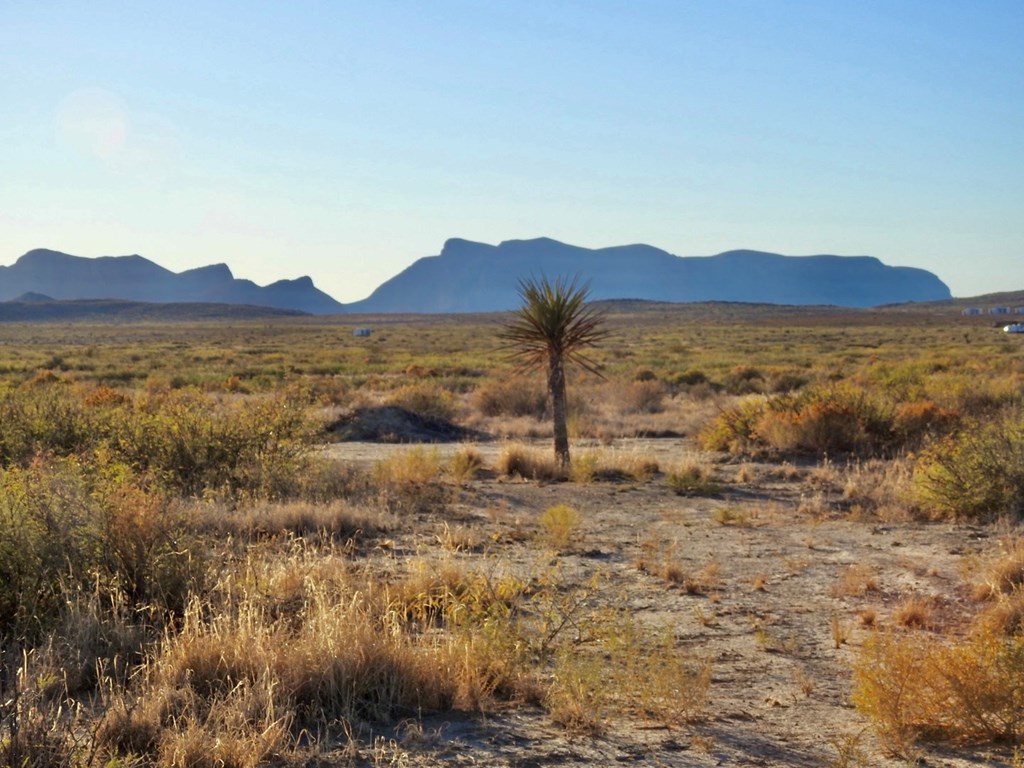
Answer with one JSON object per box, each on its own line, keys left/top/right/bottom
{"left": 0, "top": 297, "right": 308, "bottom": 323}
{"left": 346, "top": 238, "right": 952, "bottom": 312}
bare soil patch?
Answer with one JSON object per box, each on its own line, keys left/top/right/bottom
{"left": 323, "top": 438, "right": 1017, "bottom": 767}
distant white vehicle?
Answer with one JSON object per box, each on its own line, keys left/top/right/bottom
{"left": 1004, "top": 323, "right": 1024, "bottom": 333}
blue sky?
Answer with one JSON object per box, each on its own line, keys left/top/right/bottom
{"left": 2, "top": 1, "right": 1021, "bottom": 302}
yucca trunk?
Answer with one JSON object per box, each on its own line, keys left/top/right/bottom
{"left": 548, "top": 353, "right": 570, "bottom": 468}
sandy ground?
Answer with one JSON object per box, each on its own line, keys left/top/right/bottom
{"left": 321, "top": 439, "right": 1016, "bottom": 767}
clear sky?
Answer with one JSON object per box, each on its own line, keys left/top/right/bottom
{"left": 2, "top": 1, "right": 1021, "bottom": 302}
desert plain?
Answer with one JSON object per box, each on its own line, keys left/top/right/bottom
{"left": 2, "top": 300, "right": 1023, "bottom": 767}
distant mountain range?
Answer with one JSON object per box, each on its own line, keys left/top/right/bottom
{"left": 347, "top": 238, "right": 951, "bottom": 312}
{"left": 0, "top": 249, "right": 344, "bottom": 313}
{"left": 1, "top": 240, "right": 953, "bottom": 315}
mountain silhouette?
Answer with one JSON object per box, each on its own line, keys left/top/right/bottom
{"left": 0, "top": 249, "right": 344, "bottom": 314}
{"left": 1, "top": 240, "right": 954, "bottom": 315}
{"left": 346, "top": 238, "right": 952, "bottom": 312}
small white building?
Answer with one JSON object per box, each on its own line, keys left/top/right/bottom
{"left": 989, "top": 307, "right": 1011, "bottom": 316}
{"left": 353, "top": 328, "right": 372, "bottom": 337}
{"left": 961, "top": 307, "right": 983, "bottom": 316}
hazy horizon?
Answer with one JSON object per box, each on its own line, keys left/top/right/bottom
{"left": 2, "top": 3, "right": 1021, "bottom": 301}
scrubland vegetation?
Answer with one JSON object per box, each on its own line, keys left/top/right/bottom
{"left": 1, "top": 304, "right": 1023, "bottom": 766}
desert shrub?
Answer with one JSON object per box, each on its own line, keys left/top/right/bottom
{"left": 372, "top": 446, "right": 443, "bottom": 486}
{"left": 913, "top": 408, "right": 1024, "bottom": 521}
{"left": 618, "top": 379, "right": 667, "bottom": 415}
{"left": 0, "top": 458, "right": 96, "bottom": 639}
{"left": 616, "top": 454, "right": 660, "bottom": 482}
{"left": 892, "top": 400, "right": 960, "bottom": 448}
{"left": 0, "top": 648, "right": 97, "bottom": 768}
{"left": 722, "top": 365, "right": 767, "bottom": 395}
{"left": 841, "top": 458, "right": 915, "bottom": 519}
{"left": 973, "top": 592, "right": 1024, "bottom": 637}
{"left": 448, "top": 446, "right": 484, "bottom": 485}
{"left": 546, "top": 614, "right": 710, "bottom": 733}
{"left": 0, "top": 457, "right": 205, "bottom": 642}
{"left": 970, "top": 538, "right": 1024, "bottom": 601}
{"left": 0, "top": 381, "right": 96, "bottom": 465}
{"left": 853, "top": 628, "right": 1024, "bottom": 752}
{"left": 755, "top": 385, "right": 893, "bottom": 456}
{"left": 564, "top": 448, "right": 659, "bottom": 483}
{"left": 669, "top": 369, "right": 710, "bottom": 390}
{"left": 110, "top": 389, "right": 314, "bottom": 499}
{"left": 567, "top": 450, "right": 599, "bottom": 483}
{"left": 92, "top": 558, "right": 534, "bottom": 764}
{"left": 386, "top": 382, "right": 457, "bottom": 422}
{"left": 194, "top": 499, "right": 383, "bottom": 543}
{"left": 867, "top": 361, "right": 929, "bottom": 401}
{"left": 539, "top": 505, "right": 581, "bottom": 550}
{"left": 702, "top": 386, "right": 894, "bottom": 457}
{"left": 698, "top": 396, "right": 768, "bottom": 453}
{"left": 941, "top": 373, "right": 1024, "bottom": 421}
{"left": 384, "top": 559, "right": 528, "bottom": 632}
{"left": 767, "top": 368, "right": 809, "bottom": 394}
{"left": 474, "top": 376, "right": 547, "bottom": 419}
{"left": 666, "top": 460, "right": 722, "bottom": 496}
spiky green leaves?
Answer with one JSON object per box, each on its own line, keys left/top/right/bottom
{"left": 498, "top": 275, "right": 608, "bottom": 376}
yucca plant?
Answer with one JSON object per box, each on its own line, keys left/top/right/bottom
{"left": 499, "top": 275, "right": 608, "bottom": 469}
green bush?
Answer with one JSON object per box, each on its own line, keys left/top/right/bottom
{"left": 698, "top": 396, "right": 768, "bottom": 454}
{"left": 0, "top": 380, "right": 95, "bottom": 465}
{"left": 108, "top": 389, "right": 314, "bottom": 499}
{"left": 0, "top": 382, "right": 314, "bottom": 500}
{"left": 0, "top": 458, "right": 205, "bottom": 642}
{"left": 0, "top": 458, "right": 94, "bottom": 638}
{"left": 669, "top": 369, "right": 711, "bottom": 391}
{"left": 913, "top": 408, "right": 1024, "bottom": 521}
{"left": 722, "top": 366, "right": 767, "bottom": 395}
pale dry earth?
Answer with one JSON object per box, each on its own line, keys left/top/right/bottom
{"left": 322, "top": 439, "right": 1016, "bottom": 768}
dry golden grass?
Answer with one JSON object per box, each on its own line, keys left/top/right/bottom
{"left": 972, "top": 591, "right": 1024, "bottom": 636}
{"left": 892, "top": 593, "right": 937, "bottom": 630}
{"left": 969, "top": 537, "right": 1024, "bottom": 601}
{"left": 85, "top": 551, "right": 545, "bottom": 766}
{"left": 538, "top": 504, "right": 582, "bottom": 551}
{"left": 841, "top": 458, "right": 916, "bottom": 520}
{"left": 666, "top": 456, "right": 722, "bottom": 496}
{"left": 448, "top": 445, "right": 485, "bottom": 485}
{"left": 831, "top": 564, "right": 880, "bottom": 598}
{"left": 496, "top": 443, "right": 565, "bottom": 481}
{"left": 546, "top": 616, "right": 710, "bottom": 734}
{"left": 195, "top": 498, "right": 387, "bottom": 542}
